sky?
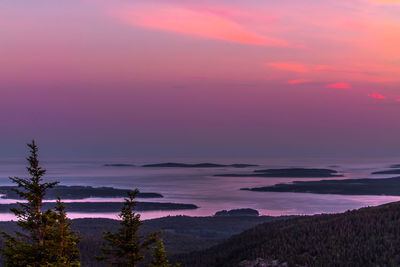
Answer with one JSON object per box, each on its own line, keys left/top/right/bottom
{"left": 0, "top": 0, "right": 400, "bottom": 159}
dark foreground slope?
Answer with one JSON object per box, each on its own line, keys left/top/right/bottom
{"left": 0, "top": 215, "right": 281, "bottom": 267}
{"left": 175, "top": 202, "right": 400, "bottom": 267}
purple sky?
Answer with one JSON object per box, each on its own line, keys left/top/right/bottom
{"left": 1, "top": 0, "right": 400, "bottom": 158}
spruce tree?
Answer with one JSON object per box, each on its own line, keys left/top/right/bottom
{"left": 47, "top": 198, "right": 80, "bottom": 266}
{"left": 0, "top": 141, "right": 80, "bottom": 267}
{"left": 97, "top": 189, "right": 157, "bottom": 267}
{"left": 148, "top": 239, "right": 180, "bottom": 267}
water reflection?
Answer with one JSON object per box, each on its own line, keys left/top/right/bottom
{"left": 0, "top": 157, "right": 400, "bottom": 221}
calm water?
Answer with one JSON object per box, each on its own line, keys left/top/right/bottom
{"left": 1, "top": 157, "right": 400, "bottom": 221}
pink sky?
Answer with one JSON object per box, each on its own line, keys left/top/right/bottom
{"left": 0, "top": 0, "right": 399, "bottom": 158}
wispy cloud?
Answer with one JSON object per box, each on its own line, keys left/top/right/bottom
{"left": 367, "top": 0, "right": 400, "bottom": 4}
{"left": 326, "top": 83, "right": 352, "bottom": 89}
{"left": 368, "top": 93, "right": 386, "bottom": 99}
{"left": 265, "top": 62, "right": 308, "bottom": 73}
{"left": 113, "top": 4, "right": 288, "bottom": 47}
{"left": 287, "top": 79, "right": 311, "bottom": 84}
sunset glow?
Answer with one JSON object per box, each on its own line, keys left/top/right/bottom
{"left": 0, "top": 0, "right": 399, "bottom": 157}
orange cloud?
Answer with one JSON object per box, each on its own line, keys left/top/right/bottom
{"left": 114, "top": 4, "right": 288, "bottom": 47}
{"left": 368, "top": 93, "right": 386, "bottom": 99}
{"left": 266, "top": 62, "right": 308, "bottom": 73}
{"left": 326, "top": 83, "right": 352, "bottom": 89}
{"left": 367, "top": 0, "right": 400, "bottom": 4}
{"left": 287, "top": 79, "right": 311, "bottom": 84}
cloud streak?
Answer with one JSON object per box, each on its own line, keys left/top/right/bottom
{"left": 287, "top": 79, "right": 311, "bottom": 84}
{"left": 368, "top": 93, "right": 386, "bottom": 99}
{"left": 114, "top": 4, "right": 288, "bottom": 47}
{"left": 326, "top": 83, "right": 352, "bottom": 89}
{"left": 265, "top": 62, "right": 308, "bottom": 73}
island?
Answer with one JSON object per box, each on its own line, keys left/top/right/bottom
{"left": 215, "top": 168, "right": 343, "bottom": 178}
{"left": 0, "top": 201, "right": 198, "bottom": 213}
{"left": 142, "top": 162, "right": 258, "bottom": 168}
{"left": 214, "top": 208, "right": 259, "bottom": 217}
{"left": 391, "top": 164, "right": 400, "bottom": 168}
{"left": 372, "top": 169, "right": 400, "bottom": 175}
{"left": 104, "top": 163, "right": 135, "bottom": 167}
{"left": 0, "top": 185, "right": 163, "bottom": 200}
{"left": 241, "top": 176, "right": 400, "bottom": 195}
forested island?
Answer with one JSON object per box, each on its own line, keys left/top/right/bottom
{"left": 242, "top": 176, "right": 400, "bottom": 195}
{"left": 103, "top": 163, "right": 135, "bottom": 167}
{"left": 372, "top": 169, "right": 400, "bottom": 175}
{"left": 0, "top": 185, "right": 163, "bottom": 199}
{"left": 214, "top": 208, "right": 259, "bottom": 217}
{"left": 216, "top": 168, "right": 343, "bottom": 178}
{"left": 142, "top": 162, "right": 258, "bottom": 168}
{"left": 0, "top": 201, "right": 197, "bottom": 213}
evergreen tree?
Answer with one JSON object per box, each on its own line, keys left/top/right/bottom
{"left": 148, "top": 238, "right": 180, "bottom": 267}
{"left": 97, "top": 189, "right": 157, "bottom": 267}
{"left": 46, "top": 198, "right": 80, "bottom": 266}
{"left": 0, "top": 141, "right": 80, "bottom": 267}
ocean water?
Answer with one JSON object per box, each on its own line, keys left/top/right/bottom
{"left": 0, "top": 157, "right": 400, "bottom": 221}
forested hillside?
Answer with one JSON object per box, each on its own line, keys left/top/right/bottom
{"left": 175, "top": 202, "right": 400, "bottom": 267}
{"left": 0, "top": 215, "right": 280, "bottom": 266}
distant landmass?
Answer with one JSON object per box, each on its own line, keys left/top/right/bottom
{"left": 0, "top": 185, "right": 163, "bottom": 200}
{"left": 142, "top": 162, "right": 258, "bottom": 168}
{"left": 0, "top": 201, "right": 197, "bottom": 213}
{"left": 372, "top": 169, "right": 400, "bottom": 175}
{"left": 241, "top": 176, "right": 400, "bottom": 196}
{"left": 216, "top": 168, "right": 342, "bottom": 178}
{"left": 391, "top": 164, "right": 400, "bottom": 168}
{"left": 104, "top": 163, "right": 135, "bottom": 167}
{"left": 214, "top": 208, "right": 259, "bottom": 217}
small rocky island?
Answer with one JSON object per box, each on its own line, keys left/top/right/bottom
{"left": 216, "top": 168, "right": 342, "bottom": 178}
{"left": 142, "top": 162, "right": 258, "bottom": 168}
{"left": 214, "top": 208, "right": 259, "bottom": 217}
{"left": 104, "top": 163, "right": 135, "bottom": 167}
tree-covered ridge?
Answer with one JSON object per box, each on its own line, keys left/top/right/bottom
{"left": 175, "top": 201, "right": 400, "bottom": 267}
{"left": 0, "top": 215, "right": 286, "bottom": 266}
